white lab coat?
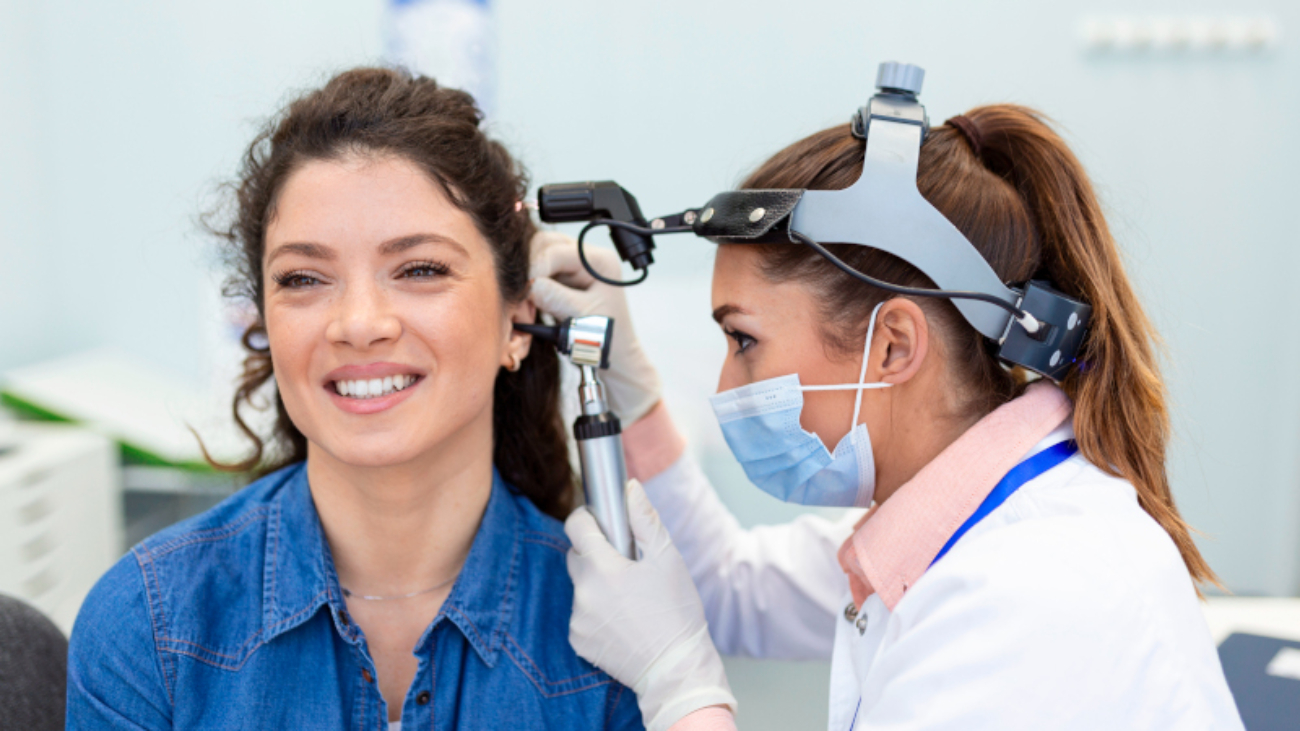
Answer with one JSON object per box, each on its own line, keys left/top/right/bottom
{"left": 641, "top": 423, "right": 1245, "bottom": 730}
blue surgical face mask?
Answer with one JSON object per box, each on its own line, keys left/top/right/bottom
{"left": 709, "top": 303, "right": 891, "bottom": 508}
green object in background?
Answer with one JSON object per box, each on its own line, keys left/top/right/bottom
{"left": 1, "top": 390, "right": 215, "bottom": 472}
{"left": 0, "top": 349, "right": 247, "bottom": 473}
{"left": 0, "top": 391, "right": 74, "bottom": 423}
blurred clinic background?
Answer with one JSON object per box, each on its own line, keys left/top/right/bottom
{"left": 2, "top": 1, "right": 1299, "bottom": 727}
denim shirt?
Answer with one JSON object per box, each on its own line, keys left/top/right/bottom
{"left": 66, "top": 463, "right": 643, "bottom": 730}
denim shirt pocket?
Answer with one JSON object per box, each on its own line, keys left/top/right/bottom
{"left": 503, "top": 530, "right": 619, "bottom": 700}
{"left": 136, "top": 507, "right": 276, "bottom": 673}
{"left": 502, "top": 631, "right": 616, "bottom": 698}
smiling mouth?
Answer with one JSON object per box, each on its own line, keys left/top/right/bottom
{"left": 332, "top": 375, "right": 421, "bottom": 399}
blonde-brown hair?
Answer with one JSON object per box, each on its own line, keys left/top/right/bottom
{"left": 744, "top": 105, "right": 1217, "bottom": 587}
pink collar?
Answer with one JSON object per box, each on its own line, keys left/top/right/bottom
{"left": 837, "top": 381, "right": 1073, "bottom": 610}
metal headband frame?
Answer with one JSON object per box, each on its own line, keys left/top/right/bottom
{"left": 789, "top": 72, "right": 1019, "bottom": 341}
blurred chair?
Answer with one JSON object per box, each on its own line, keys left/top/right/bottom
{"left": 0, "top": 592, "right": 67, "bottom": 730}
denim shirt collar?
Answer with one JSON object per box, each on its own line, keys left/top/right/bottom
{"left": 260, "top": 464, "right": 522, "bottom": 668}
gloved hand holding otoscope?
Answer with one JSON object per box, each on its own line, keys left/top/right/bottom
{"left": 512, "top": 313, "right": 636, "bottom": 558}
{"left": 515, "top": 185, "right": 693, "bottom": 560}
{"left": 523, "top": 207, "right": 738, "bottom": 731}
{"left": 517, "top": 217, "right": 676, "bottom": 559}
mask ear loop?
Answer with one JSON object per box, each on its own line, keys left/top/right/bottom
{"left": 796, "top": 301, "right": 893, "bottom": 427}
{"left": 850, "top": 302, "right": 887, "bottom": 433}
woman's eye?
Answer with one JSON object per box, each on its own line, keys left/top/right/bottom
{"left": 724, "top": 328, "right": 757, "bottom": 355}
{"left": 273, "top": 271, "right": 320, "bottom": 289}
{"left": 399, "top": 261, "right": 451, "bottom": 279}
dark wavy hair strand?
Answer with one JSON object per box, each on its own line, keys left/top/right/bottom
{"left": 205, "top": 67, "right": 574, "bottom": 519}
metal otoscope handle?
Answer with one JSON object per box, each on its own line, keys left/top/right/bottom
{"left": 573, "top": 364, "right": 635, "bottom": 559}
{"left": 513, "top": 315, "right": 635, "bottom": 559}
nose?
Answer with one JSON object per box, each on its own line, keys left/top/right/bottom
{"left": 716, "top": 359, "right": 747, "bottom": 394}
{"left": 325, "top": 280, "right": 401, "bottom": 350}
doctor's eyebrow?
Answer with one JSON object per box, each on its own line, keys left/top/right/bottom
{"left": 712, "top": 304, "right": 748, "bottom": 324}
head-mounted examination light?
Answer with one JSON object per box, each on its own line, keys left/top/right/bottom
{"left": 535, "top": 62, "right": 1092, "bottom": 382}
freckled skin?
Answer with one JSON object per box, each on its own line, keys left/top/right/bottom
{"left": 711, "top": 244, "right": 884, "bottom": 449}
{"left": 261, "top": 153, "right": 533, "bottom": 719}
{"left": 263, "top": 154, "right": 525, "bottom": 471}
{"left": 711, "top": 244, "right": 975, "bottom": 504}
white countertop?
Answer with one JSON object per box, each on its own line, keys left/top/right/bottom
{"left": 1204, "top": 598, "right": 1300, "bottom": 644}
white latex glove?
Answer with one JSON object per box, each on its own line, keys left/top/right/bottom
{"left": 530, "top": 231, "right": 663, "bottom": 424}
{"left": 566, "top": 479, "right": 736, "bottom": 731}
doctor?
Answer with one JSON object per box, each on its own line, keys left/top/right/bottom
{"left": 530, "top": 68, "right": 1244, "bottom": 730}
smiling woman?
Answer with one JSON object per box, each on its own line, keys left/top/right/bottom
{"left": 65, "top": 68, "right": 643, "bottom": 731}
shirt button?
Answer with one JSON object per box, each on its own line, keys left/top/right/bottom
{"left": 337, "top": 610, "right": 349, "bottom": 626}
{"left": 843, "top": 602, "right": 859, "bottom": 623}
{"left": 362, "top": 668, "right": 374, "bottom": 683}
{"left": 855, "top": 613, "right": 869, "bottom": 635}
{"left": 416, "top": 691, "right": 431, "bottom": 706}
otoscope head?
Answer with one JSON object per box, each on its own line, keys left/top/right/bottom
{"left": 538, "top": 182, "right": 655, "bottom": 271}
{"left": 513, "top": 316, "right": 614, "bottom": 370}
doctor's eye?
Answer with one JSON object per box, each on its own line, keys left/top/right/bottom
{"left": 724, "top": 327, "right": 757, "bottom": 355}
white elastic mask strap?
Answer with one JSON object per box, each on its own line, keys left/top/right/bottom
{"left": 851, "top": 302, "right": 885, "bottom": 433}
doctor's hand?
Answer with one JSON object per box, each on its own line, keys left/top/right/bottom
{"left": 529, "top": 231, "right": 662, "bottom": 423}
{"left": 565, "top": 479, "right": 736, "bottom": 731}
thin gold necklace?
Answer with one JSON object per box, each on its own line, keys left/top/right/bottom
{"left": 340, "top": 572, "right": 459, "bottom": 602}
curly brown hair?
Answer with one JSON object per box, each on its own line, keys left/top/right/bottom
{"left": 207, "top": 67, "right": 574, "bottom": 519}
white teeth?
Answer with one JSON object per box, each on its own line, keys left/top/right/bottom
{"left": 334, "top": 375, "right": 417, "bottom": 400}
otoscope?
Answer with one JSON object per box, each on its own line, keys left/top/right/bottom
{"left": 514, "top": 315, "right": 635, "bottom": 559}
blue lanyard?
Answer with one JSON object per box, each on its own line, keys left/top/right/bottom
{"left": 846, "top": 439, "right": 1078, "bottom": 730}
{"left": 842, "top": 434, "right": 1076, "bottom": 723}
{"left": 929, "top": 439, "right": 1078, "bottom": 567}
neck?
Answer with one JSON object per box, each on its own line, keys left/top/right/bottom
{"left": 307, "top": 415, "right": 495, "bottom": 598}
{"left": 872, "top": 372, "right": 986, "bottom": 505}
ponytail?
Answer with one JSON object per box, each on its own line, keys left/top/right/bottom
{"left": 741, "top": 105, "right": 1218, "bottom": 588}
{"left": 961, "top": 105, "right": 1217, "bottom": 587}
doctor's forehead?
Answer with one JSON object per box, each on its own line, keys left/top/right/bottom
{"left": 711, "top": 244, "right": 826, "bottom": 328}
{"left": 711, "top": 244, "right": 766, "bottom": 311}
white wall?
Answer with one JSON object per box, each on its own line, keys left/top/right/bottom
{"left": 0, "top": 0, "right": 386, "bottom": 381}
{"left": 2, "top": 1, "right": 1297, "bottom": 726}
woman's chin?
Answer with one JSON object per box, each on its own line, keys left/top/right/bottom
{"left": 313, "top": 437, "right": 426, "bottom": 471}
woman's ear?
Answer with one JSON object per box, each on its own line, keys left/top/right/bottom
{"left": 501, "top": 297, "right": 537, "bottom": 369}
{"left": 874, "top": 299, "right": 929, "bottom": 385}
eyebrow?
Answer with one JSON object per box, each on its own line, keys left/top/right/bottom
{"left": 712, "top": 304, "right": 748, "bottom": 324}
{"left": 266, "top": 233, "right": 468, "bottom": 267}
{"left": 266, "top": 242, "right": 335, "bottom": 267}
{"left": 378, "top": 232, "right": 467, "bottom": 257}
